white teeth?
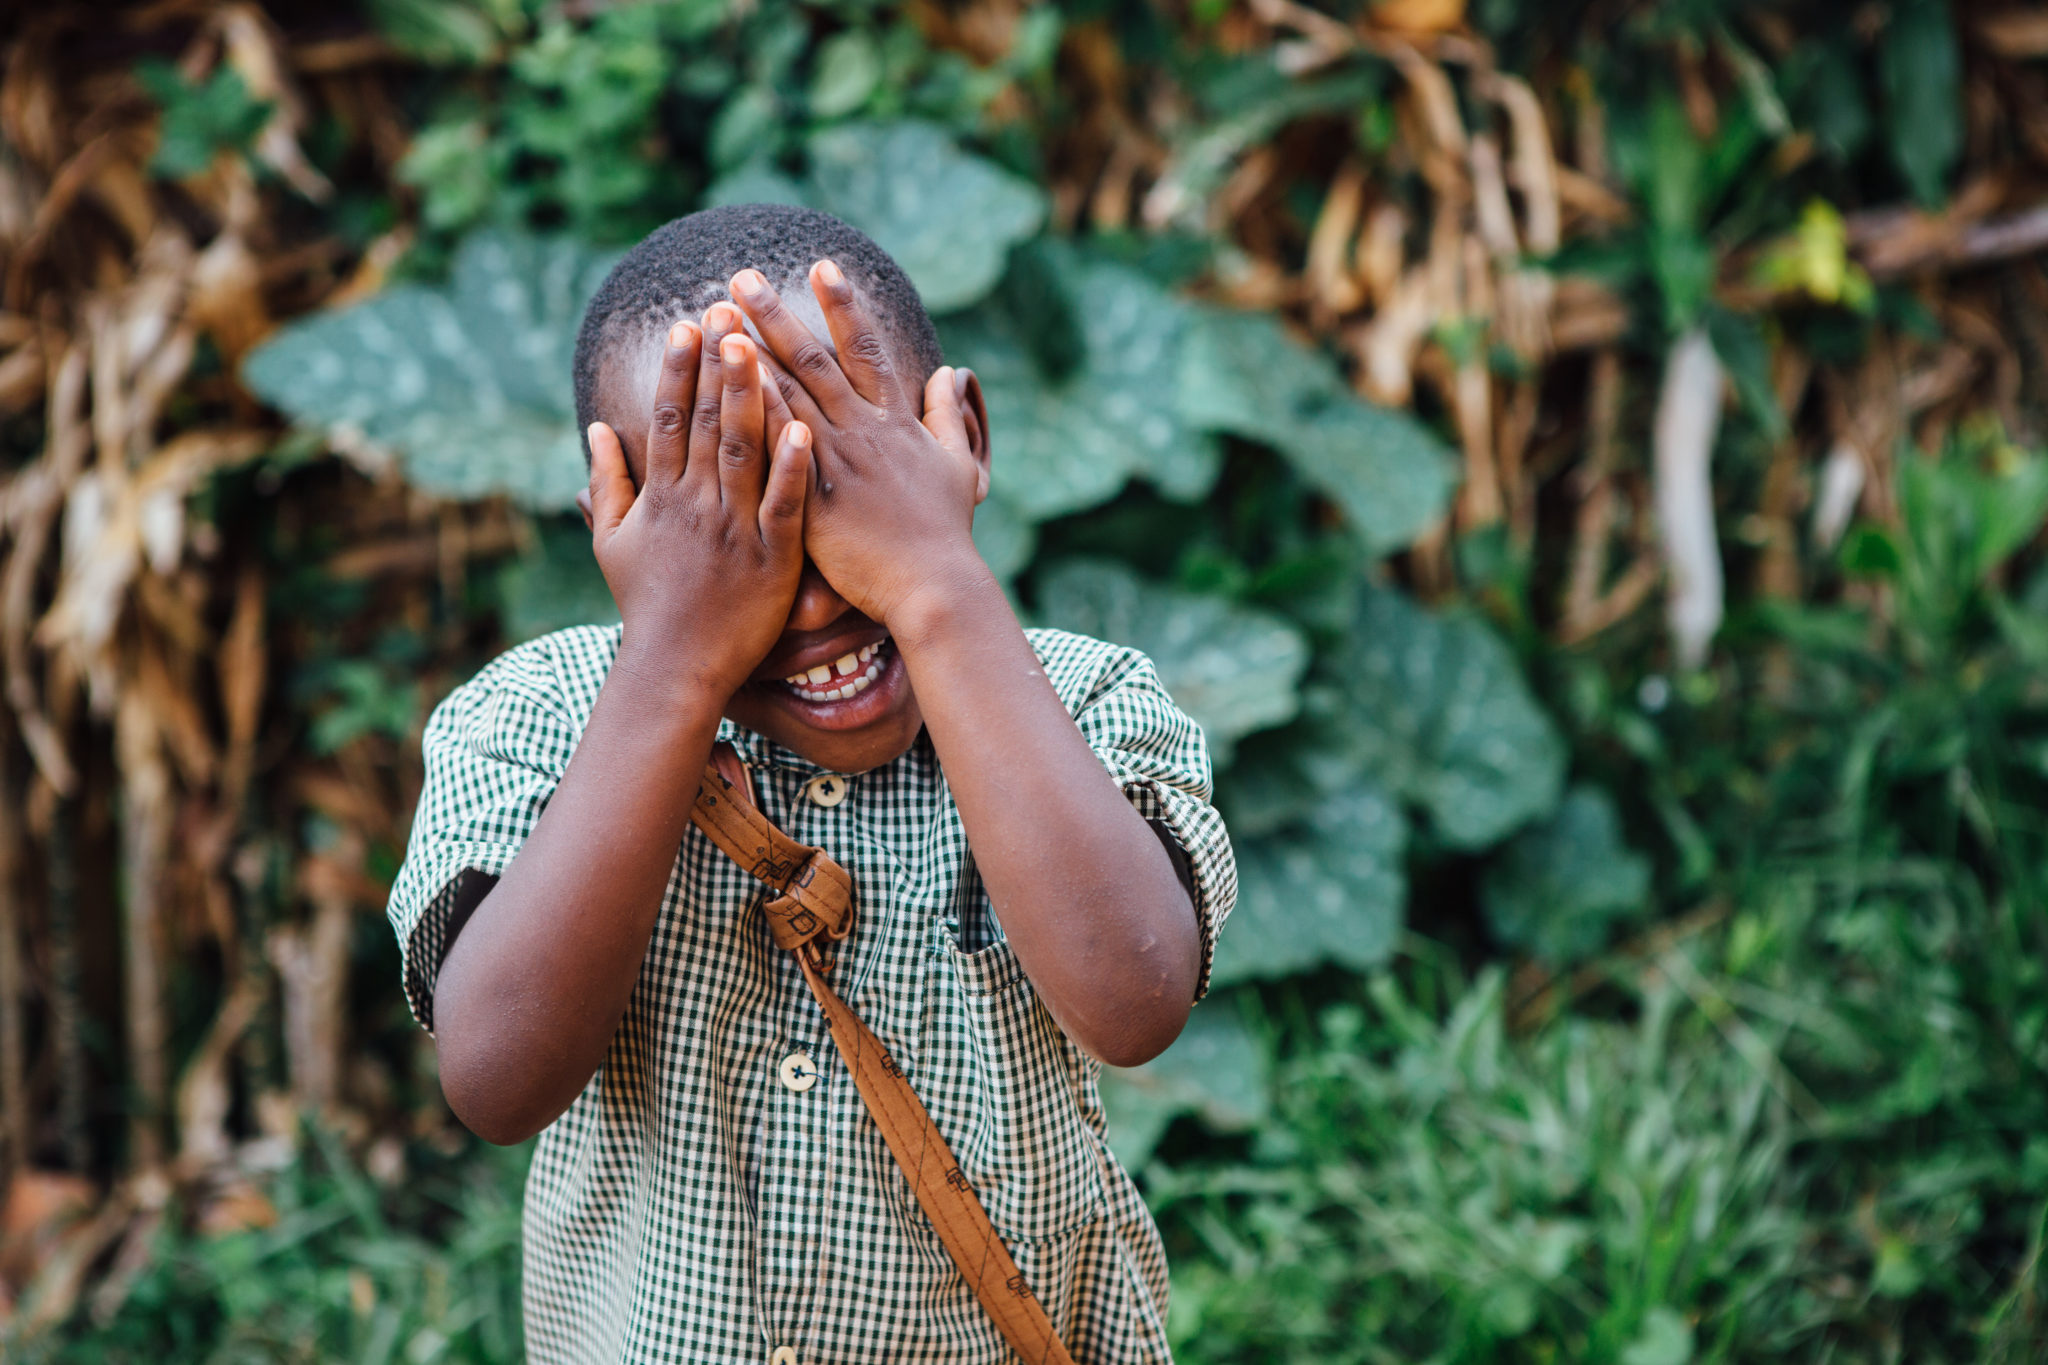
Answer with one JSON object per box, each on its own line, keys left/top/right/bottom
{"left": 783, "top": 638, "right": 890, "bottom": 702}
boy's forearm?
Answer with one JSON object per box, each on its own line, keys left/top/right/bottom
{"left": 432, "top": 648, "right": 724, "bottom": 1144}
{"left": 892, "top": 563, "right": 1199, "bottom": 1067}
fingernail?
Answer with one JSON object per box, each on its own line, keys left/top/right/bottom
{"left": 788, "top": 422, "right": 810, "bottom": 448}
{"left": 669, "top": 321, "right": 695, "bottom": 350}
{"left": 954, "top": 367, "right": 971, "bottom": 399}
{"left": 721, "top": 334, "right": 747, "bottom": 365}
{"left": 733, "top": 269, "right": 764, "bottom": 296}
{"left": 817, "top": 259, "right": 843, "bottom": 288}
{"left": 705, "top": 304, "right": 737, "bottom": 332}
{"left": 586, "top": 421, "right": 606, "bottom": 444}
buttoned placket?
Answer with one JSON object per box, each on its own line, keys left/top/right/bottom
{"left": 752, "top": 761, "right": 853, "bottom": 1359}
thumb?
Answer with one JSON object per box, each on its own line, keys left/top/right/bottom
{"left": 586, "top": 422, "right": 635, "bottom": 536}
{"left": 920, "top": 365, "right": 971, "bottom": 461}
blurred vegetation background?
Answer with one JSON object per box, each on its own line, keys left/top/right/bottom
{"left": 2, "top": 0, "right": 2048, "bottom": 1359}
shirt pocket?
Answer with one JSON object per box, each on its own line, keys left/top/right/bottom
{"left": 913, "top": 923, "right": 1107, "bottom": 1245}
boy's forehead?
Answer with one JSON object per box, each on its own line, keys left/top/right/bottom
{"left": 598, "top": 285, "right": 839, "bottom": 436}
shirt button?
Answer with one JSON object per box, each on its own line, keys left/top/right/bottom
{"left": 770, "top": 1348, "right": 799, "bottom": 1365}
{"left": 777, "top": 1051, "right": 821, "bottom": 1093}
{"left": 804, "top": 773, "right": 847, "bottom": 808}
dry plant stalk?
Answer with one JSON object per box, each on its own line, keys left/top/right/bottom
{"left": 0, "top": 4, "right": 467, "bottom": 1321}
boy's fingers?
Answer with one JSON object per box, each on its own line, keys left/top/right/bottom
{"left": 760, "top": 353, "right": 827, "bottom": 435}
{"left": 758, "top": 354, "right": 804, "bottom": 455}
{"left": 729, "top": 269, "right": 858, "bottom": 417}
{"left": 716, "top": 332, "right": 766, "bottom": 515}
{"left": 686, "top": 303, "right": 741, "bottom": 488}
{"left": 761, "top": 356, "right": 823, "bottom": 456}
{"left": 759, "top": 421, "right": 812, "bottom": 550}
{"left": 920, "top": 366, "right": 971, "bottom": 461}
{"left": 809, "top": 259, "right": 905, "bottom": 411}
{"left": 586, "top": 421, "right": 635, "bottom": 533}
{"left": 644, "top": 322, "right": 700, "bottom": 485}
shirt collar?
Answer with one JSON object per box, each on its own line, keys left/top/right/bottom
{"left": 714, "top": 717, "right": 822, "bottom": 775}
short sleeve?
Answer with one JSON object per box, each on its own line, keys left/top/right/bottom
{"left": 1068, "top": 648, "right": 1238, "bottom": 1002}
{"left": 386, "top": 669, "right": 580, "bottom": 1032}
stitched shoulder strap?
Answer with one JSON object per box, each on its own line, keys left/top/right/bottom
{"left": 690, "top": 747, "right": 1077, "bottom": 1365}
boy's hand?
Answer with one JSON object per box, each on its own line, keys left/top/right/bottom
{"left": 586, "top": 309, "right": 813, "bottom": 701}
{"left": 728, "top": 263, "right": 987, "bottom": 627}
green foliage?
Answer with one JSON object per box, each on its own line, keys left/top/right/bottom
{"left": 180, "top": 4, "right": 2048, "bottom": 1361}
{"left": 241, "top": 232, "right": 618, "bottom": 510}
{"left": 136, "top": 60, "right": 273, "bottom": 179}
{"left": 1035, "top": 558, "right": 1308, "bottom": 760}
{"left": 368, "top": 0, "right": 523, "bottom": 67}
{"left": 1158, "top": 963, "right": 1814, "bottom": 1363}
{"left": 1878, "top": 0, "right": 1963, "bottom": 207}
{"left": 1319, "top": 585, "right": 1566, "bottom": 851}
{"left": 1101, "top": 999, "right": 1269, "bottom": 1167}
{"left": 1175, "top": 310, "right": 1456, "bottom": 554}
{"left": 1483, "top": 786, "right": 1652, "bottom": 964}
{"left": 946, "top": 251, "right": 1224, "bottom": 520}
{"left": 806, "top": 121, "right": 1046, "bottom": 312}
{"left": 299, "top": 658, "right": 424, "bottom": 756}
{"left": 21, "top": 1134, "right": 527, "bottom": 1365}
{"left": 1212, "top": 782, "right": 1405, "bottom": 986}
{"left": 495, "top": 518, "right": 618, "bottom": 643}
{"left": 1847, "top": 434, "right": 2048, "bottom": 655}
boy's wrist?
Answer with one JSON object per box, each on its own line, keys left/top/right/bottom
{"left": 609, "top": 630, "right": 741, "bottom": 725}
{"left": 886, "top": 553, "right": 1008, "bottom": 655}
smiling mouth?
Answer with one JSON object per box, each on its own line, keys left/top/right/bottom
{"left": 777, "top": 637, "right": 891, "bottom": 702}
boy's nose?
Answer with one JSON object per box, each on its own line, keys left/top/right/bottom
{"left": 784, "top": 562, "right": 852, "bottom": 633}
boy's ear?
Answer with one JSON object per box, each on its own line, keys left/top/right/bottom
{"left": 958, "top": 367, "right": 991, "bottom": 505}
{"left": 576, "top": 487, "right": 595, "bottom": 531}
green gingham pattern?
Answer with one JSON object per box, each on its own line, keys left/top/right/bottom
{"left": 387, "top": 624, "right": 1236, "bottom": 1364}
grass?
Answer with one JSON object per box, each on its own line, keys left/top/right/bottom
{"left": 33, "top": 878, "right": 2048, "bottom": 1364}
{"left": 22, "top": 1133, "right": 527, "bottom": 1365}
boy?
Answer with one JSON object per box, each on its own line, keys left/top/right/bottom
{"left": 386, "top": 204, "right": 1235, "bottom": 1363}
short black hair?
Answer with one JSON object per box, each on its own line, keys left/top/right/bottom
{"left": 572, "top": 203, "right": 943, "bottom": 456}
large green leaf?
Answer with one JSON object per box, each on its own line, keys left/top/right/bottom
{"left": 1099, "top": 998, "right": 1268, "bottom": 1167}
{"left": 970, "top": 491, "right": 1037, "bottom": 584}
{"left": 1481, "top": 785, "right": 1651, "bottom": 964}
{"left": 944, "top": 254, "right": 1223, "bottom": 520}
{"left": 1320, "top": 584, "right": 1565, "bottom": 849}
{"left": 1879, "top": 0, "right": 1961, "bottom": 207}
{"left": 1176, "top": 309, "right": 1455, "bottom": 553}
{"left": 242, "top": 232, "right": 619, "bottom": 510}
{"left": 1035, "top": 559, "right": 1308, "bottom": 762}
{"left": 1210, "top": 782, "right": 1407, "bottom": 987}
{"left": 1218, "top": 720, "right": 1379, "bottom": 836}
{"left": 807, "top": 121, "right": 1045, "bottom": 312}
{"left": 703, "top": 157, "right": 809, "bottom": 209}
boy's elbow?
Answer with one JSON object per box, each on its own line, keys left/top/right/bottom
{"left": 464, "top": 1112, "right": 545, "bottom": 1148}
{"left": 441, "top": 1063, "right": 552, "bottom": 1146}
{"left": 433, "top": 1014, "right": 558, "bottom": 1146}
{"left": 1086, "top": 996, "right": 1192, "bottom": 1069}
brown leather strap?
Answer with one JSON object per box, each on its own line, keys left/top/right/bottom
{"left": 693, "top": 747, "right": 1077, "bottom": 1365}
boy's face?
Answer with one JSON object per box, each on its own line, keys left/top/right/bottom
{"left": 591, "top": 287, "right": 970, "bottom": 775}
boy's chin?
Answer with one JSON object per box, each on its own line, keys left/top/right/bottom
{"left": 724, "top": 650, "right": 924, "bottom": 775}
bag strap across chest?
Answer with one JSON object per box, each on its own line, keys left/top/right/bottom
{"left": 690, "top": 746, "right": 1078, "bottom": 1365}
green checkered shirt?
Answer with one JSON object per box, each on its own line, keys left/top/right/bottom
{"left": 387, "top": 624, "right": 1236, "bottom": 1364}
